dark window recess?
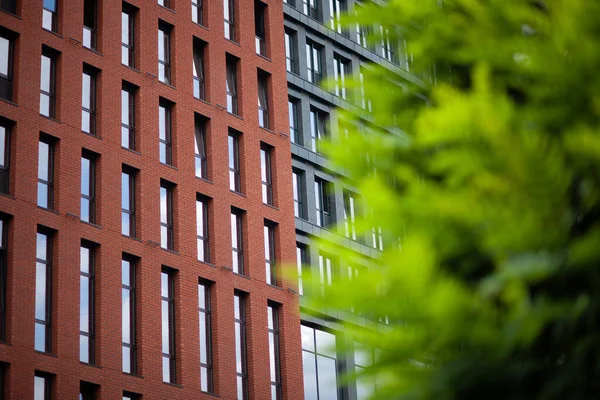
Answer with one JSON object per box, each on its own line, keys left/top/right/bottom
{"left": 121, "top": 166, "right": 136, "bottom": 237}
{"left": 0, "top": 0, "right": 17, "bottom": 14}
{"left": 315, "top": 178, "right": 333, "bottom": 228}
{"left": 268, "top": 304, "right": 282, "bottom": 400}
{"left": 34, "top": 372, "right": 53, "bottom": 400}
{"left": 81, "top": 67, "right": 97, "bottom": 135}
{"left": 288, "top": 98, "right": 301, "bottom": 145}
{"left": 198, "top": 280, "right": 213, "bottom": 392}
{"left": 224, "top": 0, "right": 235, "bottom": 41}
{"left": 264, "top": 222, "right": 277, "bottom": 285}
{"left": 122, "top": 256, "right": 137, "bottom": 374}
{"left": 194, "top": 115, "right": 208, "bottom": 180}
{"left": 160, "top": 181, "right": 175, "bottom": 250}
{"left": 40, "top": 48, "right": 58, "bottom": 118}
{"left": 192, "top": 0, "right": 203, "bottom": 25}
{"left": 231, "top": 209, "right": 244, "bottom": 275}
{"left": 193, "top": 39, "right": 206, "bottom": 100}
{"left": 35, "top": 228, "right": 53, "bottom": 353}
{"left": 158, "top": 22, "right": 171, "bottom": 84}
{"left": 80, "top": 381, "right": 99, "bottom": 400}
{"left": 0, "top": 32, "right": 14, "bottom": 102}
{"left": 159, "top": 99, "right": 173, "bottom": 165}
{"left": 79, "top": 243, "right": 96, "bottom": 364}
{"left": 284, "top": 29, "right": 297, "bottom": 74}
{"left": 37, "top": 135, "right": 55, "bottom": 210}
{"left": 196, "top": 195, "right": 210, "bottom": 263}
{"left": 258, "top": 72, "right": 270, "bottom": 129}
{"left": 83, "top": 0, "right": 97, "bottom": 50}
{"left": 254, "top": 1, "right": 267, "bottom": 56}
{"left": 121, "top": 82, "right": 136, "bottom": 150}
{"left": 0, "top": 121, "right": 11, "bottom": 194}
{"left": 80, "top": 151, "right": 97, "bottom": 224}
{"left": 234, "top": 293, "right": 248, "bottom": 399}
{"left": 260, "top": 144, "right": 273, "bottom": 205}
{"left": 306, "top": 40, "right": 323, "bottom": 84}
{"left": 161, "top": 268, "right": 176, "bottom": 383}
{"left": 122, "top": 4, "right": 136, "bottom": 67}
{"left": 226, "top": 56, "right": 238, "bottom": 115}
{"left": 0, "top": 218, "right": 8, "bottom": 341}
{"left": 228, "top": 131, "right": 241, "bottom": 192}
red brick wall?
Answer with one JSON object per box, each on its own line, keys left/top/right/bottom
{"left": 0, "top": 0, "right": 303, "bottom": 398}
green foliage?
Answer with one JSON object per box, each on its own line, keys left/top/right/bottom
{"left": 308, "top": 0, "right": 600, "bottom": 398}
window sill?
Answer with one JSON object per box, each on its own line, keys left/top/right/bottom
{"left": 226, "top": 111, "right": 243, "bottom": 121}
{"left": 0, "top": 98, "right": 17, "bottom": 107}
{"left": 259, "top": 126, "right": 276, "bottom": 135}
{"left": 201, "top": 390, "right": 220, "bottom": 398}
{"left": 267, "top": 283, "right": 283, "bottom": 291}
{"left": 39, "top": 114, "right": 61, "bottom": 124}
{"left": 160, "top": 162, "right": 178, "bottom": 171}
{"left": 38, "top": 206, "right": 60, "bottom": 215}
{"left": 81, "top": 220, "right": 102, "bottom": 229}
{"left": 256, "top": 53, "right": 271, "bottom": 62}
{"left": 0, "top": 9, "right": 20, "bottom": 19}
{"left": 195, "top": 97, "right": 211, "bottom": 107}
{"left": 198, "top": 260, "right": 217, "bottom": 269}
{"left": 123, "top": 372, "right": 144, "bottom": 379}
{"left": 82, "top": 131, "right": 101, "bottom": 140}
{"left": 0, "top": 193, "right": 15, "bottom": 200}
{"left": 158, "top": 5, "right": 176, "bottom": 14}
{"left": 83, "top": 46, "right": 103, "bottom": 57}
{"left": 122, "top": 234, "right": 142, "bottom": 242}
{"left": 34, "top": 350, "right": 58, "bottom": 358}
{"left": 233, "top": 272, "right": 251, "bottom": 280}
{"left": 122, "top": 146, "right": 142, "bottom": 156}
{"left": 225, "top": 39, "right": 241, "bottom": 47}
{"left": 80, "top": 362, "right": 102, "bottom": 369}
{"left": 264, "top": 203, "right": 279, "bottom": 211}
{"left": 122, "top": 64, "right": 141, "bottom": 73}
{"left": 230, "top": 190, "right": 246, "bottom": 198}
{"left": 195, "top": 176, "right": 213, "bottom": 185}
{"left": 160, "top": 247, "right": 180, "bottom": 256}
{"left": 42, "top": 28, "right": 63, "bottom": 39}
{"left": 162, "top": 382, "right": 183, "bottom": 389}
{"left": 193, "top": 22, "right": 209, "bottom": 31}
{"left": 158, "top": 80, "right": 177, "bottom": 90}
{"left": 0, "top": 340, "right": 11, "bottom": 346}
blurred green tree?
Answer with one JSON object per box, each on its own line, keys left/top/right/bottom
{"left": 307, "top": 0, "right": 600, "bottom": 398}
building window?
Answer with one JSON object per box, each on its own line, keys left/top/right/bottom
{"left": 355, "top": 6, "right": 373, "bottom": 50}
{"left": 35, "top": 229, "right": 53, "bottom": 353}
{"left": 121, "top": 167, "right": 136, "bottom": 237}
{"left": 160, "top": 181, "right": 174, "bottom": 250}
{"left": 314, "top": 177, "right": 333, "bottom": 228}
{"left": 80, "top": 152, "right": 96, "bottom": 224}
{"left": 192, "top": 0, "right": 204, "bottom": 25}
{"left": 42, "top": 0, "right": 58, "bottom": 32}
{"left": 309, "top": 108, "right": 327, "bottom": 153}
{"left": 196, "top": 195, "right": 210, "bottom": 263}
{"left": 195, "top": 115, "right": 208, "bottom": 179}
{"left": 0, "top": 0, "right": 16, "bottom": 14}
{"left": 224, "top": 0, "right": 235, "bottom": 41}
{"left": 226, "top": 56, "right": 238, "bottom": 115}
{"left": 122, "top": 256, "right": 137, "bottom": 374}
{"left": 0, "top": 121, "right": 11, "bottom": 195}
{"left": 333, "top": 54, "right": 350, "bottom": 100}
{"left": 380, "top": 27, "right": 397, "bottom": 64}
{"left": 79, "top": 243, "right": 96, "bottom": 364}
{"left": 296, "top": 244, "right": 307, "bottom": 296}
{"left": 0, "top": 218, "right": 7, "bottom": 341}
{"left": 301, "top": 324, "right": 339, "bottom": 399}
{"left": 264, "top": 222, "right": 277, "bottom": 285}
{"left": 329, "top": 0, "right": 346, "bottom": 34}
{"left": 403, "top": 38, "right": 414, "bottom": 72}
{"left": 343, "top": 190, "right": 358, "bottom": 241}
{"left": 354, "top": 344, "right": 378, "bottom": 399}
{"left": 255, "top": 1, "right": 267, "bottom": 56}
{"left": 80, "top": 381, "right": 98, "bottom": 400}
{"left": 306, "top": 40, "right": 323, "bottom": 84}
{"left": 303, "top": 0, "right": 320, "bottom": 21}
{"left": 268, "top": 304, "right": 282, "bottom": 400}
{"left": 231, "top": 209, "right": 244, "bottom": 275}
{"left": 83, "top": 0, "right": 97, "bottom": 50}
{"left": 228, "top": 132, "right": 241, "bottom": 193}
{"left": 284, "top": 29, "right": 297, "bottom": 74}
{"left": 293, "top": 169, "right": 306, "bottom": 219}
{"left": 261, "top": 144, "right": 273, "bottom": 205}
{"left": 40, "top": 49, "right": 57, "bottom": 118}
{"left": 258, "top": 72, "right": 270, "bottom": 129}
{"left": 0, "top": 32, "right": 14, "bottom": 102}
{"left": 81, "top": 67, "right": 97, "bottom": 135}
{"left": 359, "top": 68, "right": 372, "bottom": 112}
{"left": 158, "top": 23, "right": 171, "bottom": 84}
{"left": 37, "top": 136, "right": 55, "bottom": 210}
{"left": 198, "top": 280, "right": 213, "bottom": 392}
{"left": 123, "top": 391, "right": 142, "bottom": 400}
{"left": 34, "top": 373, "right": 52, "bottom": 400}
{"left": 193, "top": 39, "right": 206, "bottom": 101}
{"left": 121, "top": 82, "right": 136, "bottom": 149}
{"left": 371, "top": 226, "right": 383, "bottom": 251}
{"left": 234, "top": 293, "right": 248, "bottom": 400}
{"left": 288, "top": 98, "right": 301, "bottom": 145}
{"left": 161, "top": 268, "right": 176, "bottom": 384}
{"left": 318, "top": 252, "right": 335, "bottom": 296}
{"left": 122, "top": 4, "right": 136, "bottom": 67}
{"left": 158, "top": 0, "right": 171, "bottom": 9}
{"left": 159, "top": 99, "right": 173, "bottom": 165}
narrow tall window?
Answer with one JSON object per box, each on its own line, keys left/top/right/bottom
{"left": 355, "top": 6, "right": 373, "bottom": 50}
{"left": 42, "top": 0, "right": 58, "bottom": 32}
{"left": 261, "top": 144, "right": 273, "bottom": 205}
{"left": 343, "top": 191, "right": 358, "bottom": 241}
{"left": 254, "top": 1, "right": 267, "bottom": 56}
{"left": 315, "top": 178, "right": 332, "bottom": 228}
{"left": 306, "top": 40, "right": 322, "bottom": 84}
{"left": 193, "top": 39, "right": 206, "bottom": 100}
{"left": 359, "top": 69, "right": 372, "bottom": 112}
{"left": 80, "top": 243, "right": 96, "bottom": 364}
{"left": 226, "top": 57, "right": 238, "bottom": 115}
{"left": 224, "top": 0, "right": 235, "bottom": 41}
{"left": 195, "top": 115, "right": 208, "bottom": 179}
{"left": 121, "top": 83, "right": 136, "bottom": 149}
{"left": 284, "top": 30, "right": 297, "bottom": 73}
{"left": 40, "top": 49, "right": 57, "bottom": 118}
{"left": 296, "top": 244, "right": 307, "bottom": 296}
{"left": 158, "top": 23, "right": 171, "bottom": 84}
{"left": 35, "top": 229, "right": 52, "bottom": 353}
{"left": 122, "top": 4, "right": 136, "bottom": 67}
{"left": 0, "top": 218, "right": 7, "bottom": 341}
{"left": 0, "top": 121, "right": 11, "bottom": 194}
{"left": 161, "top": 268, "right": 176, "bottom": 383}
{"left": 192, "top": 0, "right": 204, "bottom": 25}
{"left": 329, "top": 0, "right": 345, "bottom": 33}
{"left": 301, "top": 324, "right": 339, "bottom": 399}
{"left": 160, "top": 181, "right": 174, "bottom": 250}
{"left": 80, "top": 381, "right": 99, "bottom": 400}
{"left": 309, "top": 108, "right": 327, "bottom": 153}
{"left": 258, "top": 72, "right": 270, "bottom": 129}
{"left": 198, "top": 280, "right": 213, "bottom": 392}
{"left": 121, "top": 167, "right": 136, "bottom": 237}
{"left": 159, "top": 99, "right": 172, "bottom": 165}
{"left": 34, "top": 373, "right": 52, "bottom": 400}
{"left": 37, "top": 136, "right": 54, "bottom": 210}
{"left": 80, "top": 152, "right": 96, "bottom": 224}
{"left": 381, "top": 27, "right": 397, "bottom": 64}
{"left": 83, "top": 0, "right": 97, "bottom": 50}
{"left": 303, "top": 0, "right": 320, "bottom": 20}
{"left": 354, "top": 344, "right": 377, "bottom": 399}
{"left": 268, "top": 304, "right": 282, "bottom": 400}
{"left": 293, "top": 169, "right": 305, "bottom": 219}
{"left": 158, "top": 0, "right": 170, "bottom": 8}
{"left": 371, "top": 226, "right": 383, "bottom": 251}
{"left": 81, "top": 67, "right": 97, "bottom": 135}
{"left": 0, "top": 32, "right": 14, "bottom": 102}
{"left": 0, "top": 0, "right": 16, "bottom": 14}
{"left": 228, "top": 132, "right": 241, "bottom": 192}
{"left": 196, "top": 195, "right": 210, "bottom": 263}
{"left": 231, "top": 209, "right": 244, "bottom": 274}
{"left": 318, "top": 253, "right": 334, "bottom": 296}
{"left": 264, "top": 222, "right": 276, "bottom": 285}
{"left": 333, "top": 54, "right": 350, "bottom": 100}
{"left": 234, "top": 293, "right": 248, "bottom": 400}
{"left": 288, "top": 98, "right": 301, "bottom": 145}
{"left": 122, "top": 256, "right": 137, "bottom": 374}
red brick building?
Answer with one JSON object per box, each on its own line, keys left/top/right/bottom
{"left": 0, "top": 0, "right": 303, "bottom": 398}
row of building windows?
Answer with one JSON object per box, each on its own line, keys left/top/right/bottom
{"left": 0, "top": 219, "right": 284, "bottom": 399}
